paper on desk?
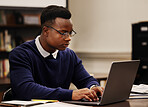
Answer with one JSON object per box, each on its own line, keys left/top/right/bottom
{"left": 131, "top": 84, "right": 148, "bottom": 94}
{"left": 31, "top": 102, "right": 87, "bottom": 107}
{"left": 1, "top": 100, "right": 43, "bottom": 106}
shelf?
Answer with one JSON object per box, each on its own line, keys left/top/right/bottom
{"left": 0, "top": 78, "right": 10, "bottom": 85}
{"left": 0, "top": 6, "right": 42, "bottom": 93}
{"left": 0, "top": 51, "right": 9, "bottom": 59}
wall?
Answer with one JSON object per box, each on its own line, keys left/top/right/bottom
{"left": 69, "top": 0, "right": 148, "bottom": 53}
{"left": 69, "top": 0, "right": 148, "bottom": 73}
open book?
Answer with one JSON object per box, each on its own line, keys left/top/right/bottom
{"left": 131, "top": 84, "right": 148, "bottom": 94}
{"left": 129, "top": 84, "right": 148, "bottom": 99}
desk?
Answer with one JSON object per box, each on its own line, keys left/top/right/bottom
{"left": 93, "top": 99, "right": 148, "bottom": 107}
{"left": 0, "top": 99, "right": 147, "bottom": 107}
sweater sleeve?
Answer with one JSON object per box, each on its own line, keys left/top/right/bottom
{"left": 70, "top": 50, "right": 100, "bottom": 89}
{"left": 9, "top": 49, "right": 73, "bottom": 101}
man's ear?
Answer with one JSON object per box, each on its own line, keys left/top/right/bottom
{"left": 42, "top": 26, "right": 49, "bottom": 36}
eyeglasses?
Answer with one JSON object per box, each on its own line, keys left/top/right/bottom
{"left": 45, "top": 25, "right": 76, "bottom": 39}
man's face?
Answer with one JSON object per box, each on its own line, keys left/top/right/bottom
{"left": 43, "top": 18, "right": 73, "bottom": 52}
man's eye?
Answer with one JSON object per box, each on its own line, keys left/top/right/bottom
{"left": 63, "top": 32, "right": 68, "bottom": 35}
{"left": 69, "top": 31, "right": 72, "bottom": 35}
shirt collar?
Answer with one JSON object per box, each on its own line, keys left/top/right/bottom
{"left": 35, "top": 35, "right": 58, "bottom": 59}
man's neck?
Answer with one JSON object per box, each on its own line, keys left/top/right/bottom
{"left": 39, "top": 35, "right": 56, "bottom": 53}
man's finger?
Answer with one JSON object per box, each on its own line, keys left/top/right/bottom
{"left": 90, "top": 90, "right": 99, "bottom": 101}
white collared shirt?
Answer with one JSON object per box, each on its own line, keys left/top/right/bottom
{"left": 35, "top": 35, "right": 58, "bottom": 59}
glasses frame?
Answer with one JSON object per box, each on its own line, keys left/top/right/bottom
{"left": 45, "top": 25, "right": 76, "bottom": 39}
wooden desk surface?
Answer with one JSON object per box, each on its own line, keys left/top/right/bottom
{"left": 128, "top": 99, "right": 148, "bottom": 107}
{"left": 92, "top": 99, "right": 148, "bottom": 107}
{"left": 0, "top": 99, "right": 145, "bottom": 107}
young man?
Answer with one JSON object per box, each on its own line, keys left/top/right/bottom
{"left": 9, "top": 5, "right": 103, "bottom": 101}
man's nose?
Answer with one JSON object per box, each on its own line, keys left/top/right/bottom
{"left": 65, "top": 34, "right": 71, "bottom": 41}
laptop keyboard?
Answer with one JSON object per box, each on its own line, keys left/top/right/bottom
{"left": 81, "top": 96, "right": 102, "bottom": 102}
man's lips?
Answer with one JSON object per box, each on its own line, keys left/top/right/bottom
{"left": 63, "top": 43, "right": 69, "bottom": 47}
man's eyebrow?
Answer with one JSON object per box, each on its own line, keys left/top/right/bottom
{"left": 59, "top": 30, "right": 69, "bottom": 32}
{"left": 61, "top": 30, "right": 67, "bottom": 31}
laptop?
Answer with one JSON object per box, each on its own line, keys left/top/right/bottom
{"left": 63, "top": 60, "right": 140, "bottom": 106}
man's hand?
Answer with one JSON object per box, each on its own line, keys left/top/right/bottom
{"left": 90, "top": 86, "right": 104, "bottom": 96}
{"left": 72, "top": 88, "right": 99, "bottom": 101}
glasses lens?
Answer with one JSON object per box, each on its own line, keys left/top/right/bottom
{"left": 70, "top": 30, "right": 76, "bottom": 37}
{"left": 62, "top": 31, "right": 76, "bottom": 39}
{"left": 61, "top": 32, "right": 68, "bottom": 39}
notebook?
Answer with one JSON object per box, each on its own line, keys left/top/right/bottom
{"left": 63, "top": 60, "right": 140, "bottom": 106}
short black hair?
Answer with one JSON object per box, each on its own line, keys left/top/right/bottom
{"left": 40, "top": 5, "right": 71, "bottom": 26}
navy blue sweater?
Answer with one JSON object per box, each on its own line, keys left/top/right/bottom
{"left": 9, "top": 40, "right": 99, "bottom": 101}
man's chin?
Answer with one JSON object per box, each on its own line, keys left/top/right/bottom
{"left": 58, "top": 47, "right": 67, "bottom": 51}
